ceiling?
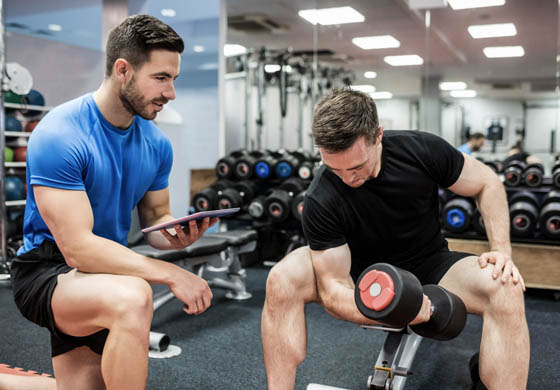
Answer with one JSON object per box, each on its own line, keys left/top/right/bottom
{"left": 225, "top": 0, "right": 560, "bottom": 99}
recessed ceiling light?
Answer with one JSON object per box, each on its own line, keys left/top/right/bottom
{"left": 450, "top": 90, "right": 477, "bottom": 98}
{"left": 448, "top": 0, "right": 505, "bottom": 10}
{"left": 364, "top": 71, "right": 377, "bottom": 79}
{"left": 483, "top": 45, "right": 525, "bottom": 58}
{"left": 440, "top": 81, "right": 467, "bottom": 90}
{"left": 48, "top": 24, "right": 62, "bottom": 32}
{"left": 352, "top": 35, "right": 400, "bottom": 50}
{"left": 161, "top": 8, "right": 176, "bottom": 17}
{"left": 298, "top": 6, "right": 365, "bottom": 26}
{"left": 384, "top": 55, "right": 424, "bottom": 66}
{"left": 370, "top": 91, "right": 393, "bottom": 99}
{"left": 193, "top": 45, "right": 205, "bottom": 53}
{"left": 264, "top": 64, "right": 281, "bottom": 73}
{"left": 350, "top": 85, "right": 376, "bottom": 93}
{"left": 224, "top": 44, "right": 247, "bottom": 57}
{"left": 468, "top": 23, "right": 517, "bottom": 39}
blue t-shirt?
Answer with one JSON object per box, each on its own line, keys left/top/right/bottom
{"left": 18, "top": 93, "right": 173, "bottom": 255}
{"left": 457, "top": 143, "right": 472, "bottom": 155}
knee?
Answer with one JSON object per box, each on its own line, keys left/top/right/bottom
{"left": 265, "top": 247, "right": 314, "bottom": 305}
{"left": 482, "top": 276, "right": 525, "bottom": 318}
{"left": 110, "top": 277, "right": 153, "bottom": 327}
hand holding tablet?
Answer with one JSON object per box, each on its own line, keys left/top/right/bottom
{"left": 141, "top": 208, "right": 240, "bottom": 233}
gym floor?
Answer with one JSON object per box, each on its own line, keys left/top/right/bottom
{"left": 1, "top": 264, "right": 559, "bottom": 389}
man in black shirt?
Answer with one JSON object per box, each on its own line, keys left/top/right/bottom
{"left": 261, "top": 89, "right": 529, "bottom": 390}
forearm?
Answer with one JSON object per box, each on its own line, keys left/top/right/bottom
{"left": 476, "top": 180, "right": 512, "bottom": 255}
{"left": 62, "top": 234, "right": 180, "bottom": 285}
{"left": 142, "top": 212, "right": 177, "bottom": 249}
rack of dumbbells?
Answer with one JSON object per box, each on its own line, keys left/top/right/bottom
{"left": 440, "top": 158, "right": 560, "bottom": 244}
{"left": 192, "top": 149, "right": 321, "bottom": 263}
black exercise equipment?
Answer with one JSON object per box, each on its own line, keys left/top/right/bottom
{"left": 291, "top": 191, "right": 306, "bottom": 222}
{"left": 552, "top": 162, "right": 560, "bottom": 189}
{"left": 248, "top": 195, "right": 267, "bottom": 219}
{"left": 255, "top": 151, "right": 281, "bottom": 180}
{"left": 355, "top": 263, "right": 467, "bottom": 341}
{"left": 538, "top": 191, "right": 560, "bottom": 239}
{"left": 192, "top": 180, "right": 234, "bottom": 212}
{"left": 215, "top": 150, "right": 247, "bottom": 179}
{"left": 216, "top": 181, "right": 257, "bottom": 209}
{"left": 233, "top": 150, "right": 267, "bottom": 180}
{"left": 504, "top": 160, "right": 526, "bottom": 187}
{"left": 509, "top": 191, "right": 540, "bottom": 238}
{"left": 442, "top": 197, "right": 474, "bottom": 233}
{"left": 264, "top": 178, "right": 307, "bottom": 222}
{"left": 484, "top": 160, "right": 502, "bottom": 174}
{"left": 522, "top": 163, "right": 544, "bottom": 188}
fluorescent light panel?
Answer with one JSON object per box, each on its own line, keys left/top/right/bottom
{"left": 48, "top": 24, "right": 62, "bottom": 31}
{"left": 370, "top": 91, "right": 393, "bottom": 99}
{"left": 384, "top": 55, "right": 424, "bottom": 66}
{"left": 298, "top": 6, "right": 365, "bottom": 26}
{"left": 193, "top": 45, "right": 205, "bottom": 53}
{"left": 350, "top": 85, "right": 376, "bottom": 93}
{"left": 440, "top": 81, "right": 467, "bottom": 90}
{"left": 450, "top": 90, "right": 477, "bottom": 98}
{"left": 364, "top": 71, "right": 377, "bottom": 79}
{"left": 352, "top": 35, "right": 400, "bottom": 50}
{"left": 483, "top": 45, "right": 525, "bottom": 58}
{"left": 161, "top": 8, "right": 176, "bottom": 17}
{"left": 224, "top": 44, "right": 247, "bottom": 57}
{"left": 448, "top": 0, "right": 505, "bottom": 10}
{"left": 468, "top": 23, "right": 516, "bottom": 39}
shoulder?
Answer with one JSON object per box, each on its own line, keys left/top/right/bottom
{"left": 136, "top": 118, "right": 171, "bottom": 146}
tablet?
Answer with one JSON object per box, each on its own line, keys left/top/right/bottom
{"left": 141, "top": 208, "right": 240, "bottom": 233}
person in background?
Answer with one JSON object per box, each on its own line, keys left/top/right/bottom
{"left": 458, "top": 132, "right": 486, "bottom": 155}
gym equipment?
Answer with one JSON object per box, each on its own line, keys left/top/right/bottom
{"left": 264, "top": 178, "right": 307, "bottom": 222}
{"left": 248, "top": 195, "right": 267, "bottom": 220}
{"left": 5, "top": 115, "right": 22, "bottom": 132}
{"left": 191, "top": 180, "right": 234, "bottom": 212}
{"left": 130, "top": 229, "right": 256, "bottom": 352}
{"left": 274, "top": 151, "right": 301, "bottom": 179}
{"left": 4, "top": 147, "right": 13, "bottom": 163}
{"left": 215, "top": 180, "right": 257, "bottom": 209}
{"left": 484, "top": 160, "right": 502, "bottom": 174}
{"left": 291, "top": 191, "right": 306, "bottom": 222}
{"left": 255, "top": 151, "right": 281, "bottom": 180}
{"left": 442, "top": 197, "right": 474, "bottom": 233}
{"left": 3, "top": 62, "right": 33, "bottom": 95}
{"left": 21, "top": 89, "right": 45, "bottom": 117}
{"left": 25, "top": 120, "right": 40, "bottom": 132}
{"left": 552, "top": 163, "right": 560, "bottom": 188}
{"left": 538, "top": 191, "right": 560, "bottom": 240}
{"left": 5, "top": 176, "right": 25, "bottom": 201}
{"left": 355, "top": 263, "right": 467, "bottom": 340}
{"left": 522, "top": 163, "right": 544, "bottom": 188}
{"left": 509, "top": 191, "right": 540, "bottom": 238}
{"left": 215, "top": 150, "right": 247, "bottom": 179}
{"left": 504, "top": 161, "right": 526, "bottom": 187}
{"left": 13, "top": 146, "right": 26, "bottom": 162}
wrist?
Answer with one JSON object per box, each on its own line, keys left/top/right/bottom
{"left": 490, "top": 244, "right": 512, "bottom": 256}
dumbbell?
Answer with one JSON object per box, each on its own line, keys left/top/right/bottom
{"left": 355, "top": 263, "right": 467, "bottom": 341}
{"left": 191, "top": 180, "right": 234, "bottom": 212}
{"left": 215, "top": 150, "right": 247, "bottom": 179}
{"left": 255, "top": 151, "right": 282, "bottom": 180}
{"left": 538, "top": 191, "right": 560, "bottom": 240}
{"left": 509, "top": 191, "right": 540, "bottom": 238}
{"left": 523, "top": 163, "right": 544, "bottom": 188}
{"left": 552, "top": 163, "right": 560, "bottom": 189}
{"left": 274, "top": 151, "right": 305, "bottom": 179}
{"left": 291, "top": 150, "right": 315, "bottom": 180}
{"left": 442, "top": 197, "right": 474, "bottom": 234}
{"left": 504, "top": 161, "right": 526, "bottom": 187}
{"left": 248, "top": 195, "right": 267, "bottom": 220}
{"left": 291, "top": 191, "right": 306, "bottom": 222}
{"left": 215, "top": 180, "right": 257, "bottom": 209}
{"left": 233, "top": 150, "right": 267, "bottom": 180}
{"left": 264, "top": 178, "right": 307, "bottom": 222}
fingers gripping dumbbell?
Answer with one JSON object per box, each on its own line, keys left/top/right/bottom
{"left": 355, "top": 263, "right": 467, "bottom": 341}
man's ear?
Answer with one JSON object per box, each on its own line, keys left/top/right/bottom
{"left": 376, "top": 126, "right": 384, "bottom": 144}
{"left": 113, "top": 58, "right": 131, "bottom": 83}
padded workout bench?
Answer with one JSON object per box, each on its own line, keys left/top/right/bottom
{"left": 130, "top": 228, "right": 257, "bottom": 351}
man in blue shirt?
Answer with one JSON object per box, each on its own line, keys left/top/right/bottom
{"left": 458, "top": 132, "right": 486, "bottom": 155}
{"left": 10, "top": 14, "right": 216, "bottom": 389}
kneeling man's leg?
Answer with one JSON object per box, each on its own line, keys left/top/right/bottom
{"left": 439, "top": 256, "right": 529, "bottom": 390}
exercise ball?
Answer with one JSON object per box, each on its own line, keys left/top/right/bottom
{"left": 5, "top": 147, "right": 14, "bottom": 162}
{"left": 25, "top": 119, "right": 40, "bottom": 132}
{"left": 14, "top": 146, "right": 27, "bottom": 162}
{"left": 5, "top": 176, "right": 25, "bottom": 201}
{"left": 5, "top": 115, "right": 22, "bottom": 132}
{"left": 22, "top": 89, "right": 45, "bottom": 117}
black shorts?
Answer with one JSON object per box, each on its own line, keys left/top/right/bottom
{"left": 10, "top": 240, "right": 109, "bottom": 357}
{"left": 352, "top": 244, "right": 475, "bottom": 285}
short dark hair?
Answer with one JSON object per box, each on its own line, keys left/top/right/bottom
{"left": 105, "top": 14, "right": 184, "bottom": 77}
{"left": 470, "top": 132, "right": 485, "bottom": 140}
{"left": 312, "top": 88, "right": 380, "bottom": 153}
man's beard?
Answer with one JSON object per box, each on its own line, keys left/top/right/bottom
{"left": 119, "top": 76, "right": 167, "bottom": 120}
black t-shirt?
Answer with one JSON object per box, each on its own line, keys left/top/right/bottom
{"left": 302, "top": 130, "right": 465, "bottom": 280}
